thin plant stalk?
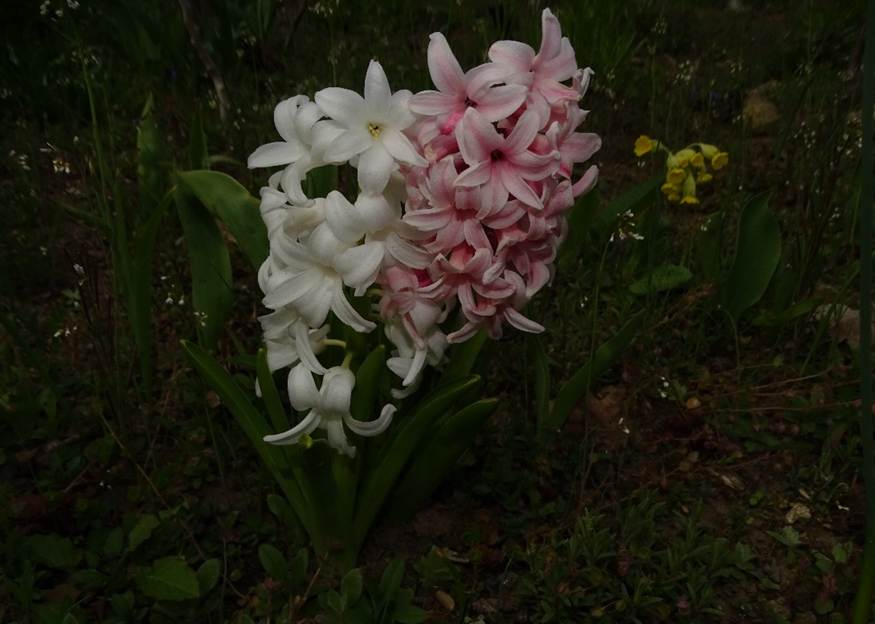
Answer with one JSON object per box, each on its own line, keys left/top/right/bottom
{"left": 853, "top": 1, "right": 875, "bottom": 621}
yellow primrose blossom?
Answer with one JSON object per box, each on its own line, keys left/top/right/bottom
{"left": 673, "top": 148, "right": 696, "bottom": 168}
{"left": 711, "top": 151, "right": 729, "bottom": 170}
{"left": 634, "top": 135, "right": 658, "bottom": 157}
{"left": 661, "top": 182, "right": 678, "bottom": 196}
{"left": 667, "top": 167, "right": 687, "bottom": 186}
{"left": 696, "top": 172, "right": 713, "bottom": 184}
{"left": 680, "top": 173, "right": 699, "bottom": 205}
{"left": 667, "top": 192, "right": 681, "bottom": 203}
{"left": 690, "top": 152, "right": 705, "bottom": 169}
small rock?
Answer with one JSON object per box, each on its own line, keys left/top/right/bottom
{"left": 435, "top": 590, "right": 455, "bottom": 611}
{"left": 685, "top": 397, "right": 701, "bottom": 410}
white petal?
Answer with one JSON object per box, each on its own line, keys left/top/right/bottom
{"left": 263, "top": 410, "right": 320, "bottom": 445}
{"left": 320, "top": 367, "right": 355, "bottom": 415}
{"left": 403, "top": 348, "right": 427, "bottom": 386}
{"left": 294, "top": 321, "right": 327, "bottom": 374}
{"left": 265, "top": 338, "right": 299, "bottom": 372}
{"left": 287, "top": 363, "right": 320, "bottom": 411}
{"left": 344, "top": 403, "right": 396, "bottom": 437}
{"left": 336, "top": 242, "right": 385, "bottom": 290}
{"left": 357, "top": 143, "right": 395, "bottom": 193}
{"left": 321, "top": 418, "right": 356, "bottom": 457}
{"left": 331, "top": 290, "right": 376, "bottom": 333}
{"left": 324, "top": 128, "right": 372, "bottom": 163}
{"left": 262, "top": 270, "right": 318, "bottom": 309}
{"left": 381, "top": 128, "right": 426, "bottom": 167}
{"left": 325, "top": 190, "right": 365, "bottom": 244}
{"left": 294, "top": 280, "right": 336, "bottom": 328}
{"left": 364, "top": 60, "right": 392, "bottom": 114}
{"left": 248, "top": 141, "right": 306, "bottom": 168}
{"left": 274, "top": 96, "right": 306, "bottom": 143}
{"left": 385, "top": 232, "right": 431, "bottom": 268}
{"left": 315, "top": 87, "right": 366, "bottom": 125}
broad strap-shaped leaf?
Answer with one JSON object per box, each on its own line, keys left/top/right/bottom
{"left": 384, "top": 398, "right": 498, "bottom": 523}
{"left": 350, "top": 345, "right": 386, "bottom": 423}
{"left": 178, "top": 170, "right": 268, "bottom": 270}
{"left": 721, "top": 193, "right": 781, "bottom": 319}
{"left": 352, "top": 376, "right": 481, "bottom": 552}
{"left": 544, "top": 312, "right": 645, "bottom": 433}
{"left": 438, "top": 331, "right": 487, "bottom": 387}
{"left": 180, "top": 340, "right": 315, "bottom": 540}
{"left": 256, "top": 348, "right": 291, "bottom": 433}
{"left": 175, "top": 180, "right": 233, "bottom": 349}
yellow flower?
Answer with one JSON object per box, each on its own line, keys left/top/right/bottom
{"left": 667, "top": 193, "right": 681, "bottom": 203}
{"left": 634, "top": 135, "right": 657, "bottom": 157}
{"left": 711, "top": 151, "right": 729, "bottom": 170}
{"left": 698, "top": 143, "right": 719, "bottom": 159}
{"left": 667, "top": 167, "right": 686, "bottom": 186}
{"left": 661, "top": 182, "right": 678, "bottom": 196}
{"left": 681, "top": 172, "right": 698, "bottom": 204}
{"left": 673, "top": 148, "right": 696, "bottom": 167}
{"left": 690, "top": 152, "right": 705, "bottom": 169}
{"left": 696, "top": 172, "right": 713, "bottom": 184}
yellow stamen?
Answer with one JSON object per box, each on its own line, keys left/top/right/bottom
{"left": 367, "top": 122, "right": 383, "bottom": 138}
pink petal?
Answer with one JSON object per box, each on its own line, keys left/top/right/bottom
{"left": 488, "top": 40, "right": 535, "bottom": 73}
{"left": 404, "top": 208, "right": 451, "bottom": 230}
{"left": 572, "top": 165, "right": 599, "bottom": 197}
{"left": 466, "top": 62, "right": 516, "bottom": 97}
{"left": 538, "top": 39, "right": 577, "bottom": 82}
{"left": 456, "top": 108, "right": 502, "bottom": 164}
{"left": 562, "top": 132, "right": 602, "bottom": 164}
{"left": 454, "top": 160, "right": 492, "bottom": 187}
{"left": 537, "top": 9, "right": 563, "bottom": 60}
{"left": 409, "top": 90, "right": 458, "bottom": 116}
{"left": 499, "top": 166, "right": 542, "bottom": 209}
{"left": 475, "top": 84, "right": 527, "bottom": 122}
{"left": 505, "top": 110, "right": 540, "bottom": 154}
{"left": 427, "top": 33, "right": 465, "bottom": 94}
{"left": 504, "top": 307, "right": 544, "bottom": 333}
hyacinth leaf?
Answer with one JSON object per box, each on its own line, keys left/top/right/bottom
{"left": 628, "top": 264, "right": 693, "bottom": 295}
{"left": 591, "top": 175, "right": 661, "bottom": 237}
{"left": 384, "top": 398, "right": 498, "bottom": 523}
{"left": 177, "top": 170, "right": 268, "bottom": 271}
{"left": 722, "top": 193, "right": 781, "bottom": 319}
{"left": 352, "top": 375, "right": 482, "bottom": 552}
{"left": 189, "top": 112, "right": 209, "bottom": 170}
{"left": 256, "top": 348, "right": 291, "bottom": 433}
{"left": 180, "top": 340, "right": 316, "bottom": 539}
{"left": 304, "top": 164, "right": 339, "bottom": 198}
{"left": 350, "top": 345, "right": 386, "bottom": 423}
{"left": 129, "top": 194, "right": 170, "bottom": 393}
{"left": 695, "top": 210, "right": 727, "bottom": 283}
{"left": 175, "top": 181, "right": 233, "bottom": 349}
{"left": 559, "top": 187, "right": 599, "bottom": 269}
{"left": 544, "top": 312, "right": 645, "bottom": 433}
{"left": 438, "top": 330, "right": 487, "bottom": 387}
{"left": 137, "top": 100, "right": 168, "bottom": 219}
{"left": 530, "top": 336, "right": 551, "bottom": 426}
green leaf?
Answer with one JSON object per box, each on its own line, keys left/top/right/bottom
{"left": 304, "top": 165, "right": 339, "bottom": 198}
{"left": 722, "top": 193, "right": 781, "bottom": 319}
{"left": 544, "top": 312, "right": 645, "bottom": 433}
{"left": 438, "top": 331, "right": 486, "bottom": 386}
{"left": 196, "top": 559, "right": 221, "bottom": 594}
{"left": 385, "top": 399, "right": 498, "bottom": 523}
{"left": 137, "top": 103, "right": 168, "bottom": 218}
{"left": 378, "top": 559, "right": 405, "bottom": 604}
{"left": 178, "top": 170, "right": 267, "bottom": 270}
{"left": 175, "top": 180, "right": 232, "bottom": 349}
{"left": 341, "top": 568, "right": 363, "bottom": 604}
{"left": 137, "top": 557, "right": 200, "bottom": 601}
{"left": 530, "top": 336, "right": 551, "bottom": 427}
{"left": 289, "top": 548, "right": 309, "bottom": 584}
{"left": 28, "top": 534, "right": 81, "bottom": 570}
{"left": 189, "top": 113, "right": 209, "bottom": 170}
{"left": 353, "top": 377, "right": 481, "bottom": 552}
{"left": 629, "top": 264, "right": 692, "bottom": 295}
{"left": 256, "top": 348, "right": 290, "bottom": 434}
{"left": 180, "top": 341, "right": 315, "bottom": 540}
{"left": 128, "top": 514, "right": 160, "bottom": 551}
{"left": 350, "top": 345, "right": 386, "bottom": 423}
{"left": 259, "top": 544, "right": 289, "bottom": 582}
{"left": 104, "top": 528, "right": 124, "bottom": 557}
{"left": 592, "top": 175, "right": 661, "bottom": 237}
{"left": 267, "top": 494, "right": 299, "bottom": 530}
